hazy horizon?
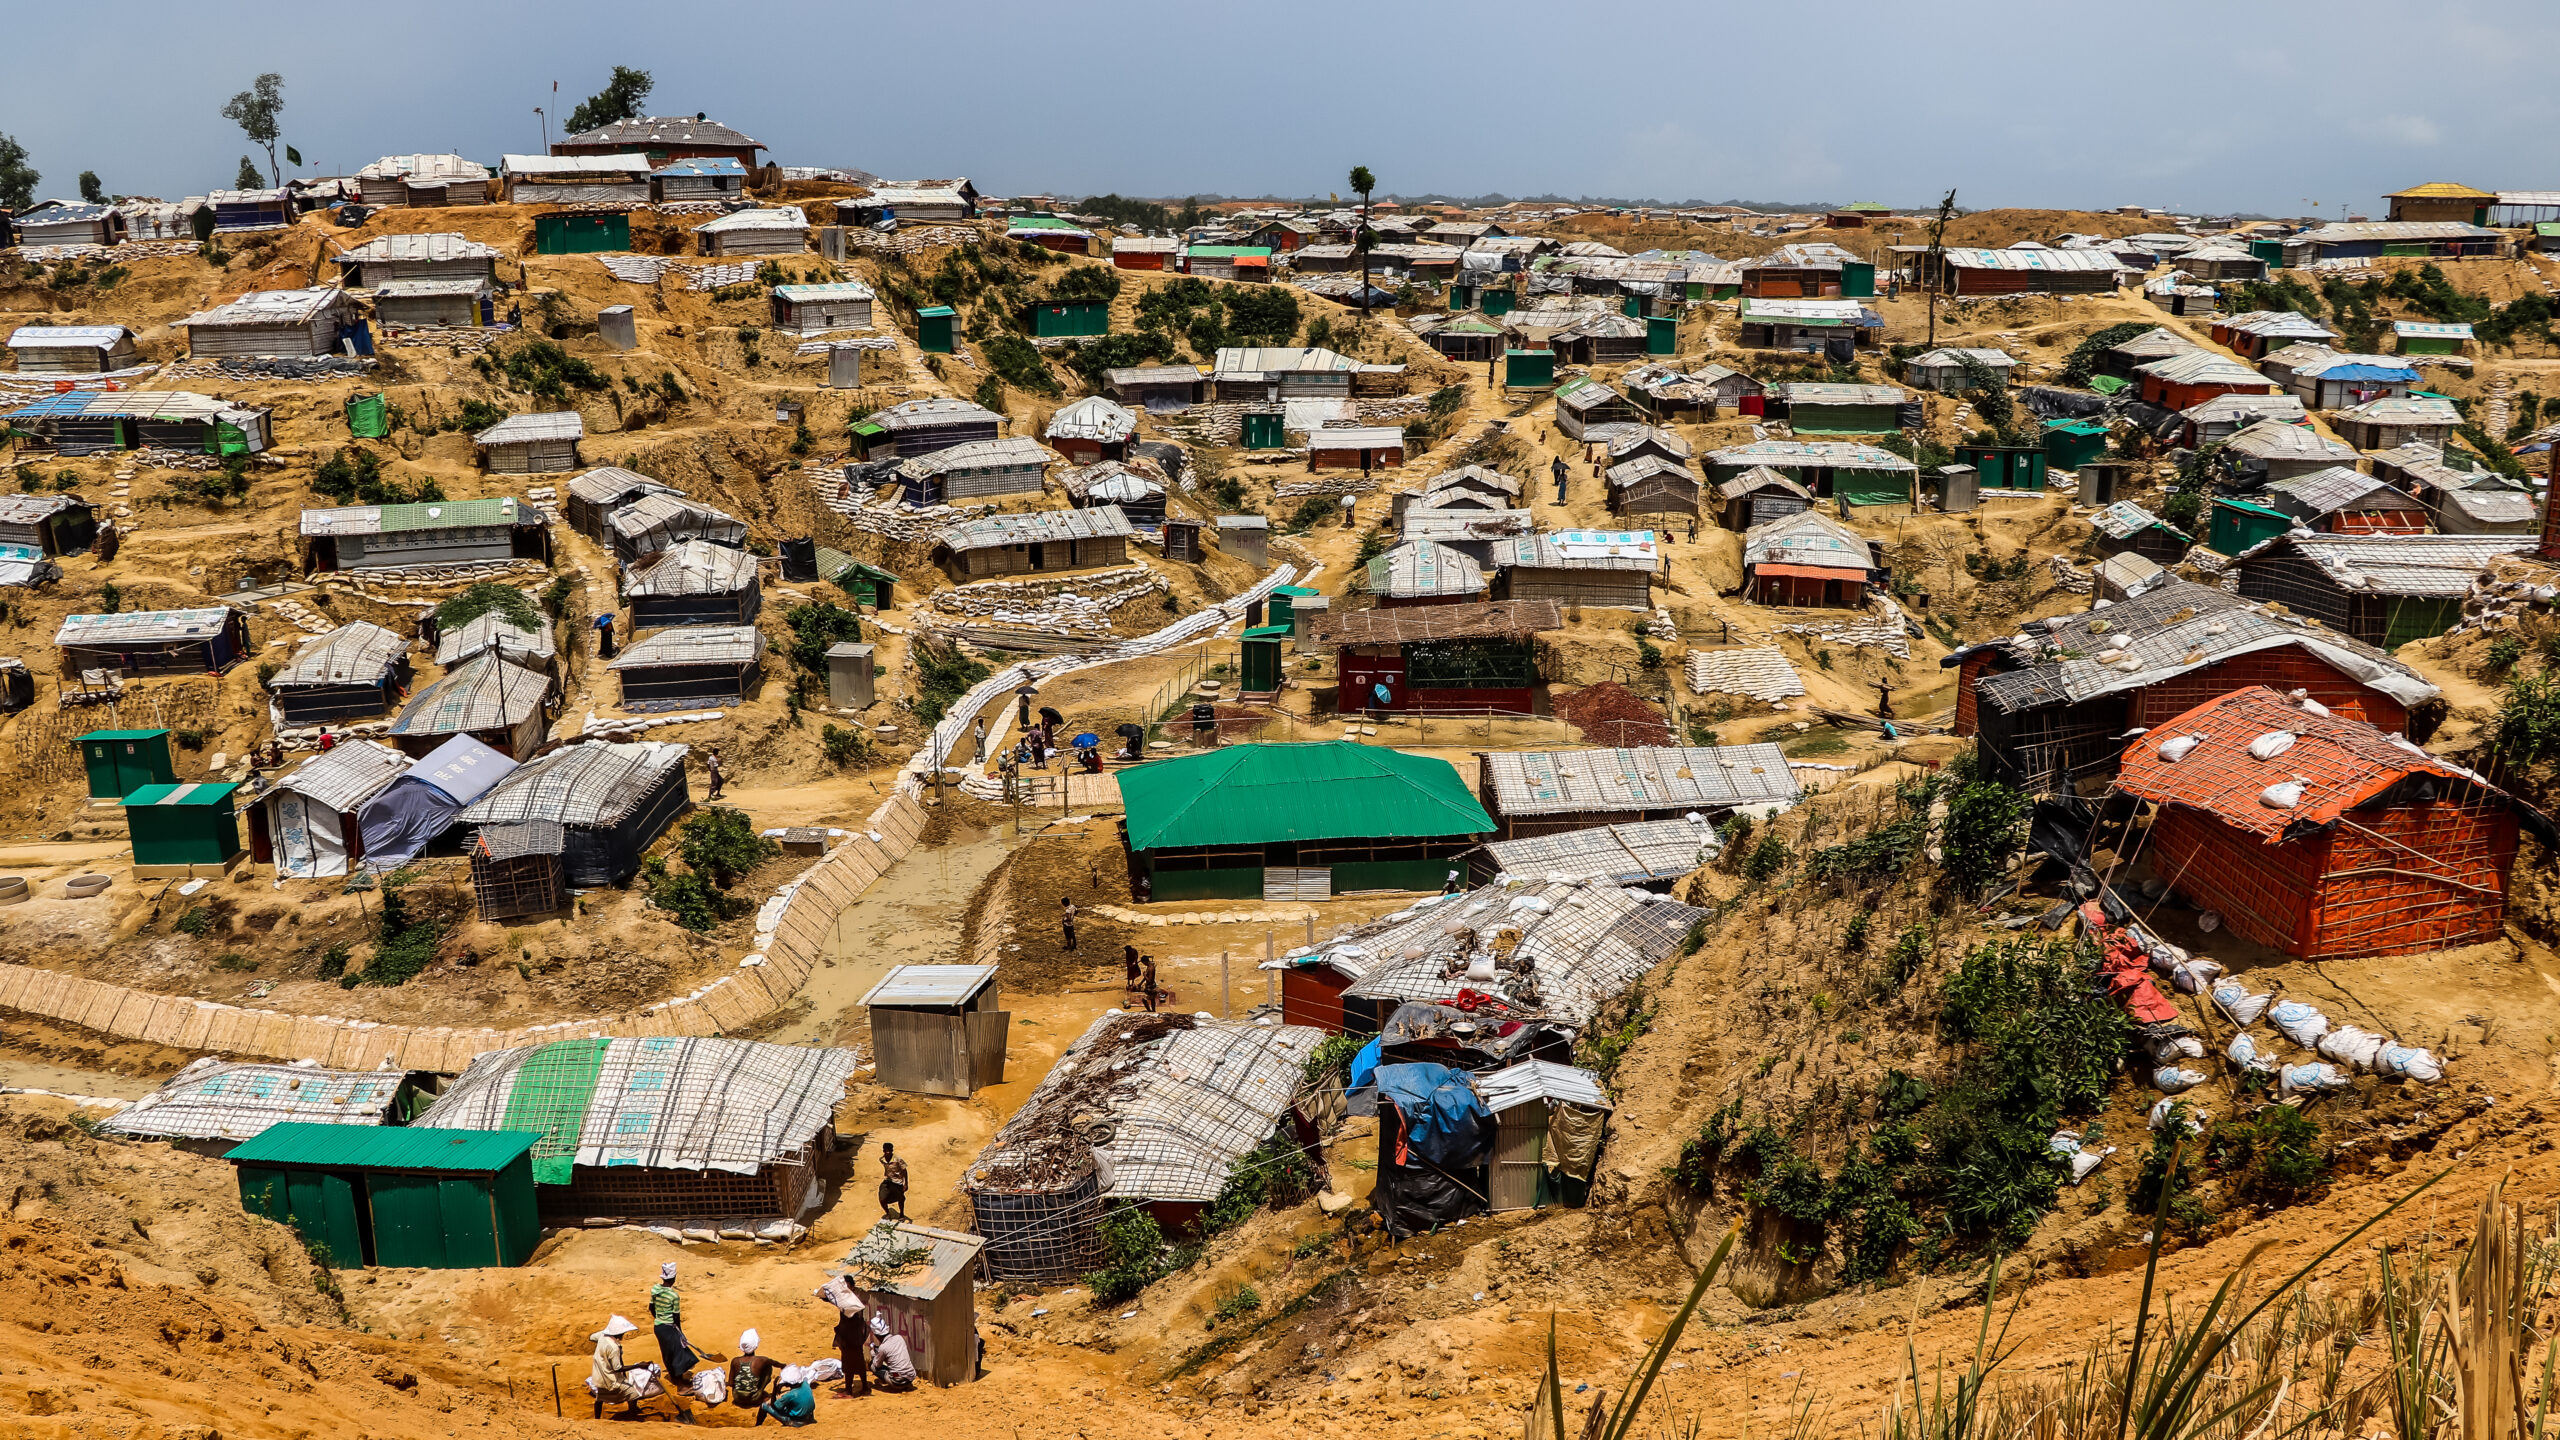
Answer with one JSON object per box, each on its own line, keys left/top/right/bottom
{"left": 7, "top": 0, "right": 2552, "bottom": 220}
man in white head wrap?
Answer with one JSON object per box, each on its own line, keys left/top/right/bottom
{"left": 589, "top": 1315, "right": 649, "bottom": 1419}
{"left": 867, "top": 1310, "right": 917, "bottom": 1390}
{"left": 729, "top": 1328, "right": 782, "bottom": 1411}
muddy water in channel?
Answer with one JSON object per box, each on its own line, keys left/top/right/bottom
{"left": 766, "top": 824, "right": 1021, "bottom": 1049}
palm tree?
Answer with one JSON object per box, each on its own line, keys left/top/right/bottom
{"left": 1348, "top": 165, "right": 1376, "bottom": 313}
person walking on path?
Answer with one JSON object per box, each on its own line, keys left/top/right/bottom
{"left": 1059, "top": 896, "right": 1077, "bottom": 952}
{"left": 877, "top": 1143, "right": 909, "bottom": 1221}
{"left": 1139, "top": 954, "right": 1160, "bottom": 1013}
{"left": 703, "top": 747, "right": 726, "bottom": 803}
{"left": 1551, "top": 456, "right": 1569, "bottom": 505}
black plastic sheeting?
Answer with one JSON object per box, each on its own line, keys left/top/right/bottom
{"left": 2018, "top": 386, "right": 2115, "bottom": 420}
{"left": 1370, "top": 1103, "right": 1492, "bottom": 1238}
{"left": 2029, "top": 794, "right": 2131, "bottom": 924}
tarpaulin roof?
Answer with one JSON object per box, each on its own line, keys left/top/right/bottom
{"left": 620, "top": 539, "right": 759, "bottom": 597}
{"left": 1043, "top": 396, "right": 1139, "bottom": 443}
{"left": 1120, "top": 741, "right": 1493, "bottom": 851}
{"left": 1368, "top": 538, "right": 1485, "bottom": 598}
{"left": 473, "top": 412, "right": 584, "bottom": 445}
{"left": 417, "top": 1037, "right": 855, "bottom": 1182}
{"left": 356, "top": 735, "right": 515, "bottom": 866}
{"left": 1333, "top": 878, "right": 1710, "bottom": 1028}
{"left": 99, "top": 1057, "right": 410, "bottom": 1142}
{"left": 460, "top": 740, "right": 687, "bottom": 828}
{"left": 55, "top": 608, "right": 237, "bottom": 648}
{"left": 2230, "top": 531, "right": 2534, "bottom": 597}
{"left": 266, "top": 739, "right": 411, "bottom": 813}
{"left": 1754, "top": 562, "right": 1869, "bottom": 583}
{"left": 2116, "top": 685, "right": 2508, "bottom": 840}
{"left": 388, "top": 651, "right": 549, "bottom": 736}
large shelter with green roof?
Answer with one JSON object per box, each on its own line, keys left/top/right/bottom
{"left": 1118, "top": 741, "right": 1494, "bottom": 901}
{"left": 228, "top": 1123, "right": 541, "bottom": 1269}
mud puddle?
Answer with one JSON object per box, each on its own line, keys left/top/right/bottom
{"left": 766, "top": 823, "right": 1021, "bottom": 1049}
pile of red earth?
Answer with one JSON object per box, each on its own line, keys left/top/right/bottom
{"left": 1554, "top": 682, "right": 1672, "bottom": 748}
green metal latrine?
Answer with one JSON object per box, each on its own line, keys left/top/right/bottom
{"left": 124, "top": 782, "right": 242, "bottom": 869}
{"left": 1955, "top": 444, "right": 2046, "bottom": 492}
{"left": 2042, "top": 419, "right": 2111, "bottom": 470}
{"left": 1840, "top": 261, "right": 1876, "bottom": 299}
{"left": 1266, "top": 586, "right": 1319, "bottom": 630}
{"left": 230, "top": 1124, "right": 542, "bottom": 1269}
{"left": 1026, "top": 300, "right": 1108, "bottom": 338}
{"left": 2210, "top": 497, "right": 2291, "bottom": 557}
{"left": 1646, "top": 315, "right": 1677, "bottom": 356}
{"left": 1481, "top": 288, "right": 1517, "bottom": 317}
{"left": 533, "top": 213, "right": 628, "bottom": 255}
{"left": 1242, "top": 412, "right": 1287, "bottom": 449}
{"left": 916, "top": 306, "right": 956, "bottom": 354}
{"left": 816, "top": 549, "right": 898, "bottom": 608}
{"left": 1241, "top": 627, "right": 1289, "bottom": 693}
{"left": 80, "top": 728, "right": 174, "bottom": 800}
{"left": 1504, "top": 349, "right": 1555, "bottom": 390}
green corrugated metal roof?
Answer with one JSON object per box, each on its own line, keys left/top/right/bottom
{"left": 916, "top": 306, "right": 956, "bottom": 318}
{"left": 379, "top": 498, "right": 523, "bottom": 532}
{"left": 226, "top": 1122, "right": 539, "bottom": 1172}
{"left": 1186, "top": 246, "right": 1274, "bottom": 258}
{"left": 1271, "top": 585, "right": 1320, "bottom": 598}
{"left": 81, "top": 728, "right": 168, "bottom": 742}
{"left": 1119, "top": 741, "right": 1493, "bottom": 851}
{"left": 2043, "top": 419, "right": 2109, "bottom": 437}
{"left": 125, "top": 782, "right": 239, "bottom": 808}
{"left": 1243, "top": 624, "right": 1295, "bottom": 638}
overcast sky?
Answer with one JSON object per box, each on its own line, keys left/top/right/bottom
{"left": 10, "top": 1, "right": 2555, "bottom": 217}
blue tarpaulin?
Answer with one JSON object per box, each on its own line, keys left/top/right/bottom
{"left": 1373, "top": 1062, "right": 1494, "bottom": 1169}
{"left": 1347, "top": 1035, "right": 1384, "bottom": 1093}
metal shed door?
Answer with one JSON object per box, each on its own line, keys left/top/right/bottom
{"left": 1264, "top": 867, "right": 1333, "bottom": 902}
{"left": 1491, "top": 1108, "right": 1547, "bottom": 1211}
{"left": 968, "top": 1011, "right": 1011, "bottom": 1092}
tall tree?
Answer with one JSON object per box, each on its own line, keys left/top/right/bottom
{"left": 235, "top": 156, "right": 264, "bottom": 192}
{"left": 77, "top": 171, "right": 104, "bottom": 204}
{"left": 1923, "top": 187, "right": 1957, "bottom": 349}
{"left": 0, "top": 134, "right": 37, "bottom": 211}
{"left": 221, "top": 73, "right": 286, "bottom": 187}
{"left": 565, "top": 67, "right": 654, "bottom": 136}
{"left": 1348, "top": 165, "right": 1376, "bottom": 312}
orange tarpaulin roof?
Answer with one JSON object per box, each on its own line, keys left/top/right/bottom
{"left": 2116, "top": 685, "right": 2482, "bottom": 840}
{"left": 1753, "top": 563, "right": 1867, "bottom": 583}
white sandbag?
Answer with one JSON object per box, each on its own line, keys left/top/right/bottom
{"left": 2227, "top": 1033, "right": 2276, "bottom": 1075}
{"left": 2318, "top": 1026, "right": 2388, "bottom": 1072}
{"left": 2375, "top": 1042, "right": 2445, "bottom": 1083}
{"left": 2166, "top": 959, "right": 2223, "bottom": 995}
{"left": 2280, "top": 1063, "right": 2354, "bottom": 1096}
{"left": 2153, "top": 1065, "right": 2206, "bottom": 1093}
{"left": 2048, "top": 1129, "right": 2082, "bottom": 1157}
{"left": 2261, "top": 780, "right": 2305, "bottom": 809}
{"left": 2144, "top": 1033, "right": 2205, "bottom": 1063}
{"left": 692, "top": 1368, "right": 729, "bottom": 1405}
{"left": 588, "top": 1364, "right": 666, "bottom": 1400}
{"left": 2148, "top": 1097, "right": 2205, "bottom": 1133}
{"left": 803, "top": 1358, "right": 844, "bottom": 1385}
{"left": 2157, "top": 733, "right": 2204, "bottom": 763}
{"left": 2271, "top": 1000, "right": 2330, "bottom": 1048}
{"left": 2249, "top": 731, "right": 2297, "bottom": 760}
{"left": 2212, "top": 979, "right": 2272, "bottom": 1028}
{"left": 2070, "top": 1149, "right": 2107, "bottom": 1182}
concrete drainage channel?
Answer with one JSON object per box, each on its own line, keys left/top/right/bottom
{"left": 0, "top": 562, "right": 1309, "bottom": 1073}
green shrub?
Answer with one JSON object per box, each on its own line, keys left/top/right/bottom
{"left": 1284, "top": 495, "right": 1333, "bottom": 531}
{"left": 172, "top": 905, "right": 213, "bottom": 936}
{"left": 1210, "top": 1285, "right": 1262, "bottom": 1326}
{"left": 820, "top": 723, "right": 869, "bottom": 767}
{"left": 643, "top": 866, "right": 742, "bottom": 932}
{"left": 911, "top": 636, "right": 990, "bottom": 725}
{"left": 2207, "top": 1104, "right": 2327, "bottom": 1206}
{"left": 782, "top": 600, "right": 864, "bottom": 679}
{"left": 1940, "top": 779, "right": 2028, "bottom": 898}
{"left": 2494, "top": 671, "right": 2560, "bottom": 764}
{"left": 213, "top": 951, "right": 257, "bottom": 972}
{"left": 1082, "top": 1211, "right": 1171, "bottom": 1304}
{"left": 2488, "top": 635, "right": 2524, "bottom": 674}
{"left": 360, "top": 873, "right": 447, "bottom": 986}
{"left": 1741, "top": 831, "right": 1786, "bottom": 881}
{"left": 676, "top": 807, "right": 778, "bottom": 888}
{"left": 316, "top": 942, "right": 351, "bottom": 980}
{"left": 1843, "top": 913, "right": 1870, "bottom": 951}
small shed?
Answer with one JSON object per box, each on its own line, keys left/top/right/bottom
{"left": 253, "top": 739, "right": 410, "bottom": 878}
{"left": 652, "top": 156, "right": 748, "bottom": 203}
{"left": 608, "top": 625, "right": 762, "bottom": 707}
{"left": 896, "top": 437, "right": 1056, "bottom": 506}
{"left": 352, "top": 154, "right": 492, "bottom": 208}
{"left": 206, "top": 187, "right": 292, "bottom": 232}
{"left": 2332, "top": 396, "right": 2461, "bottom": 452}
{"left": 473, "top": 413, "right": 584, "bottom": 474}
{"left": 1489, "top": 531, "right": 1657, "bottom": 609}
{"left": 57, "top": 608, "right": 250, "bottom": 677}
{"left": 1742, "top": 510, "right": 1879, "bottom": 608}
{"left": 12, "top": 201, "right": 128, "bottom": 248}
{"left": 0, "top": 493, "right": 99, "bottom": 557}
{"left": 814, "top": 548, "right": 898, "bottom": 607}
{"left": 531, "top": 212, "right": 631, "bottom": 255}
{"left": 229, "top": 1124, "right": 541, "bottom": 1269}
{"left": 1596, "top": 455, "right": 1694, "bottom": 520}
{"left": 1900, "top": 347, "right": 2014, "bottom": 395}
{"left": 1023, "top": 299, "right": 1108, "bottom": 337}
{"left": 1954, "top": 443, "right": 2046, "bottom": 494}
{"left": 2395, "top": 320, "right": 2474, "bottom": 356}
{"left": 937, "top": 506, "right": 1132, "bottom": 578}
{"left": 80, "top": 728, "right": 175, "bottom": 800}
{"left": 843, "top": 1223, "right": 986, "bottom": 1388}
{"left": 457, "top": 741, "right": 690, "bottom": 887}
{"left": 693, "top": 206, "right": 808, "bottom": 257}
{"left": 915, "top": 306, "right": 956, "bottom": 354}
{"left": 825, "top": 642, "right": 875, "bottom": 708}
{"left": 2094, "top": 551, "right": 2170, "bottom": 603}
{"left": 1554, "top": 377, "right": 1636, "bottom": 441}
{"left": 371, "top": 278, "right": 491, "bottom": 329}
{"left": 1056, "top": 462, "right": 1167, "bottom": 527}
{"left": 862, "top": 964, "right": 1009, "bottom": 1098}
{"left": 771, "top": 281, "right": 876, "bottom": 335}
{"left": 469, "top": 819, "right": 567, "bottom": 920}
{"left": 7, "top": 325, "right": 140, "bottom": 374}
{"left": 1105, "top": 365, "right": 1206, "bottom": 412}
{"left": 2115, "top": 686, "right": 2542, "bottom": 960}
{"left": 2089, "top": 501, "right": 2192, "bottom": 566}
{"left": 1504, "top": 348, "right": 1556, "bottom": 390}
{"left": 125, "top": 781, "right": 244, "bottom": 878}
{"left": 2042, "top": 418, "right": 2112, "bottom": 471}
{"left": 1215, "top": 514, "right": 1268, "bottom": 566}
{"left": 176, "top": 288, "right": 352, "bottom": 360}
{"left": 1044, "top": 397, "right": 1139, "bottom": 465}
{"left": 623, "top": 540, "right": 762, "bottom": 629}
{"left": 1717, "top": 465, "right": 1813, "bottom": 531}
{"left": 1476, "top": 1060, "right": 1612, "bottom": 1211}
{"left": 330, "top": 232, "right": 501, "bottom": 288}
{"left": 1161, "top": 517, "right": 1205, "bottom": 563}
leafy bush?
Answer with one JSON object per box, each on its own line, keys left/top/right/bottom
{"left": 1223, "top": 286, "right": 1301, "bottom": 345}
{"left": 979, "top": 334, "right": 1061, "bottom": 397}
{"left": 676, "top": 807, "right": 778, "bottom": 888}
{"left": 361, "top": 874, "right": 445, "bottom": 986}
{"left": 972, "top": 373, "right": 1007, "bottom": 414}
{"left": 820, "top": 723, "right": 869, "bottom": 767}
{"left": 312, "top": 446, "right": 443, "bottom": 506}
{"left": 911, "top": 636, "right": 990, "bottom": 725}
{"left": 1210, "top": 1285, "right": 1262, "bottom": 1326}
{"left": 2488, "top": 635, "right": 2524, "bottom": 674}
{"left": 1940, "top": 779, "right": 2028, "bottom": 898}
{"left": 435, "top": 582, "right": 539, "bottom": 638}
{"left": 453, "top": 398, "right": 508, "bottom": 433}
{"left": 2494, "top": 671, "right": 2560, "bottom": 765}
{"left": 643, "top": 865, "right": 744, "bottom": 932}
{"left": 1741, "top": 831, "right": 1786, "bottom": 881}
{"left": 493, "top": 339, "right": 607, "bottom": 406}
{"left": 173, "top": 905, "right": 214, "bottom": 936}
{"left": 782, "top": 600, "right": 863, "bottom": 682}
{"left": 1082, "top": 1211, "right": 1171, "bottom": 1304}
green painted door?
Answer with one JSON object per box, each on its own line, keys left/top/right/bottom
{"left": 1482, "top": 288, "right": 1515, "bottom": 317}
{"left": 287, "top": 1169, "right": 367, "bottom": 1269}
{"left": 366, "top": 1172, "right": 447, "bottom": 1268}
{"left": 1242, "top": 638, "right": 1282, "bottom": 693}
{"left": 1840, "top": 262, "right": 1875, "bottom": 298}
{"left": 438, "top": 1178, "right": 501, "bottom": 1267}
{"left": 1647, "top": 315, "right": 1677, "bottom": 356}
{"left": 1242, "top": 413, "right": 1285, "bottom": 449}
{"left": 1621, "top": 296, "right": 1641, "bottom": 317}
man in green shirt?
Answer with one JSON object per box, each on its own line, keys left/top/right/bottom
{"left": 650, "top": 1262, "right": 698, "bottom": 1384}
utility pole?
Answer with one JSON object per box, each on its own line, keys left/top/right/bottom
{"left": 1924, "top": 187, "right": 1957, "bottom": 350}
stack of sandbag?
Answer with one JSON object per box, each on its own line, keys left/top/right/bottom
{"left": 2048, "top": 1129, "right": 2114, "bottom": 1183}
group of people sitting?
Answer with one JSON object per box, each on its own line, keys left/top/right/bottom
{"left": 586, "top": 1261, "right": 920, "bottom": 1425}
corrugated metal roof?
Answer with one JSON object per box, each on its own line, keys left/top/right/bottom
{"left": 1938, "top": 247, "right": 2126, "bottom": 273}
{"left": 225, "top": 1122, "right": 538, "bottom": 1172}
{"left": 300, "top": 497, "right": 525, "bottom": 537}
{"left": 6, "top": 325, "right": 135, "bottom": 348}
{"left": 390, "top": 651, "right": 549, "bottom": 736}
{"left": 1478, "top": 817, "right": 1719, "bottom": 886}
{"left": 771, "top": 280, "right": 876, "bottom": 301}
{"left": 334, "top": 232, "right": 501, "bottom": 264}
{"left": 1743, "top": 509, "right": 1877, "bottom": 570}
{"left": 2234, "top": 532, "right": 2533, "bottom": 596}
{"left": 178, "top": 287, "right": 345, "bottom": 329}
{"left": 608, "top": 624, "right": 761, "bottom": 669}
{"left": 940, "top": 504, "right": 1128, "bottom": 552}
{"left": 56, "top": 608, "right": 236, "bottom": 647}
{"left": 2224, "top": 419, "right": 2359, "bottom": 461}
{"left": 1120, "top": 741, "right": 1493, "bottom": 851}
{"left": 269, "top": 739, "right": 411, "bottom": 813}
{"left": 501, "top": 152, "right": 654, "bottom": 176}
{"left": 1481, "top": 744, "right": 1799, "bottom": 818}
{"left": 1709, "top": 439, "right": 1915, "bottom": 472}
{"left": 2266, "top": 466, "right": 2418, "bottom": 515}
{"left": 99, "top": 1057, "right": 410, "bottom": 1142}
{"left": 1473, "top": 1059, "right": 1614, "bottom": 1114}
{"left": 1974, "top": 579, "right": 2437, "bottom": 716}
{"left": 859, "top": 964, "right": 999, "bottom": 1008}
{"left": 460, "top": 740, "right": 686, "bottom": 828}
{"left": 269, "top": 621, "right": 409, "bottom": 688}
{"left": 693, "top": 206, "right": 806, "bottom": 233}
{"left": 560, "top": 115, "right": 764, "bottom": 149}
{"left": 474, "top": 412, "right": 584, "bottom": 445}
{"left": 1774, "top": 382, "right": 1907, "bottom": 405}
